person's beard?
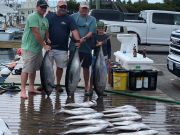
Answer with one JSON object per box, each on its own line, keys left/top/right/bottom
{"left": 58, "top": 9, "right": 67, "bottom": 15}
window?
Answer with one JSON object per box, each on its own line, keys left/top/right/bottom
{"left": 174, "top": 14, "right": 180, "bottom": 25}
{"left": 152, "top": 13, "right": 174, "bottom": 25}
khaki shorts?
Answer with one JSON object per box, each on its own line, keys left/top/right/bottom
{"left": 22, "top": 50, "right": 43, "bottom": 73}
{"left": 49, "top": 49, "right": 68, "bottom": 68}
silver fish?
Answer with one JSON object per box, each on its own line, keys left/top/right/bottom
{"left": 117, "top": 129, "right": 159, "bottom": 135}
{"left": 62, "top": 124, "right": 109, "bottom": 134}
{"left": 65, "top": 48, "right": 81, "bottom": 96}
{"left": 104, "top": 112, "right": 140, "bottom": 118}
{"left": 107, "top": 123, "right": 150, "bottom": 132}
{"left": 107, "top": 115, "right": 142, "bottom": 122}
{"left": 57, "top": 108, "right": 97, "bottom": 115}
{"left": 103, "top": 107, "right": 139, "bottom": 113}
{"left": 64, "top": 100, "right": 97, "bottom": 108}
{"left": 40, "top": 51, "right": 55, "bottom": 96}
{"left": 67, "top": 119, "right": 112, "bottom": 127}
{"left": 66, "top": 112, "right": 104, "bottom": 120}
{"left": 93, "top": 46, "right": 107, "bottom": 97}
{"left": 112, "top": 121, "right": 136, "bottom": 126}
{"left": 0, "top": 118, "right": 12, "bottom": 135}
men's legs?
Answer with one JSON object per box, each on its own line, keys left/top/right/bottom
{"left": 56, "top": 67, "right": 63, "bottom": 86}
{"left": 83, "top": 67, "right": 90, "bottom": 91}
{"left": 20, "top": 72, "right": 28, "bottom": 99}
{"left": 29, "top": 72, "right": 41, "bottom": 93}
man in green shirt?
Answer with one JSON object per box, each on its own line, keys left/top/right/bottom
{"left": 20, "top": 0, "right": 51, "bottom": 99}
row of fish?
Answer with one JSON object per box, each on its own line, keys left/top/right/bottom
{"left": 56, "top": 101, "right": 158, "bottom": 135}
{"left": 41, "top": 46, "right": 107, "bottom": 97}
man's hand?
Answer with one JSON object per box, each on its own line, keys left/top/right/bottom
{"left": 46, "top": 38, "right": 51, "bottom": 45}
{"left": 96, "top": 41, "right": 103, "bottom": 46}
{"left": 75, "top": 43, "right": 81, "bottom": 48}
{"left": 44, "top": 44, "right": 51, "bottom": 51}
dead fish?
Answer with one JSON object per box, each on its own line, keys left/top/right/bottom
{"left": 64, "top": 100, "right": 97, "bottom": 108}
{"left": 107, "top": 123, "right": 150, "bottom": 132}
{"left": 62, "top": 124, "right": 109, "bottom": 135}
{"left": 65, "top": 48, "right": 81, "bottom": 96}
{"left": 117, "top": 129, "right": 159, "bottom": 135}
{"left": 107, "top": 115, "right": 142, "bottom": 122}
{"left": 40, "top": 51, "right": 55, "bottom": 96}
{"left": 93, "top": 46, "right": 107, "bottom": 97}
{"left": 112, "top": 121, "right": 136, "bottom": 126}
{"left": 66, "top": 112, "right": 104, "bottom": 120}
{"left": 103, "top": 107, "right": 139, "bottom": 113}
{"left": 104, "top": 112, "right": 140, "bottom": 118}
{"left": 0, "top": 118, "right": 12, "bottom": 135}
{"left": 67, "top": 119, "right": 112, "bottom": 127}
{"left": 57, "top": 108, "right": 97, "bottom": 115}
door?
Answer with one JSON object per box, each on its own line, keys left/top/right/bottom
{"left": 147, "top": 13, "right": 173, "bottom": 45}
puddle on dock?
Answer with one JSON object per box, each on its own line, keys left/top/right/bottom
{"left": 0, "top": 90, "right": 180, "bottom": 135}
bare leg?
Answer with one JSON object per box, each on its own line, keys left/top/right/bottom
{"left": 29, "top": 72, "right": 41, "bottom": 94}
{"left": 83, "top": 67, "right": 90, "bottom": 91}
{"left": 20, "top": 72, "right": 28, "bottom": 99}
{"left": 56, "top": 67, "right": 63, "bottom": 85}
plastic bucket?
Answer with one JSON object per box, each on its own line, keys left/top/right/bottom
{"left": 129, "top": 70, "right": 143, "bottom": 90}
{"left": 113, "top": 69, "right": 128, "bottom": 90}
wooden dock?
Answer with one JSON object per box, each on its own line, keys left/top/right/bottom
{"left": 0, "top": 40, "right": 21, "bottom": 49}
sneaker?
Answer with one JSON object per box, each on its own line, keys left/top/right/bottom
{"left": 55, "top": 85, "right": 64, "bottom": 92}
{"left": 85, "top": 90, "right": 93, "bottom": 96}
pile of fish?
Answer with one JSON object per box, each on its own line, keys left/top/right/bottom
{"left": 56, "top": 101, "right": 159, "bottom": 135}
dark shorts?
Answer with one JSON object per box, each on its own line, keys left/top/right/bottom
{"left": 79, "top": 52, "right": 92, "bottom": 69}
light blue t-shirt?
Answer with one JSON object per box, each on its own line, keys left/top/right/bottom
{"left": 70, "top": 12, "right": 96, "bottom": 54}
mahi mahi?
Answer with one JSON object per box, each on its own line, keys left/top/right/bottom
{"left": 40, "top": 51, "right": 55, "bottom": 96}
{"left": 93, "top": 46, "right": 107, "bottom": 97}
{"left": 65, "top": 48, "right": 81, "bottom": 96}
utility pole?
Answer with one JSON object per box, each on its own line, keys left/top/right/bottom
{"left": 96, "top": 0, "right": 100, "bottom": 9}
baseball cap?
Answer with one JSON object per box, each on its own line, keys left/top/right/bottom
{"left": 80, "top": 1, "right": 89, "bottom": 8}
{"left": 37, "top": 0, "right": 49, "bottom": 7}
{"left": 58, "top": 0, "right": 67, "bottom": 6}
{"left": 96, "top": 21, "right": 105, "bottom": 28}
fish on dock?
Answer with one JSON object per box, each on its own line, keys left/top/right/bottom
{"left": 107, "top": 115, "right": 142, "bottom": 122}
{"left": 65, "top": 48, "right": 81, "bottom": 96}
{"left": 40, "top": 51, "right": 55, "bottom": 96}
{"left": 61, "top": 124, "right": 109, "bottom": 135}
{"left": 66, "top": 119, "right": 113, "bottom": 127}
{"left": 107, "top": 123, "right": 150, "bottom": 132}
{"left": 66, "top": 112, "right": 104, "bottom": 120}
{"left": 104, "top": 112, "right": 140, "bottom": 118}
{"left": 93, "top": 46, "right": 107, "bottom": 97}
{"left": 64, "top": 100, "right": 97, "bottom": 108}
{"left": 103, "top": 107, "right": 139, "bottom": 113}
{"left": 56, "top": 108, "right": 97, "bottom": 115}
{"left": 117, "top": 129, "right": 159, "bottom": 135}
{"left": 112, "top": 121, "right": 136, "bottom": 126}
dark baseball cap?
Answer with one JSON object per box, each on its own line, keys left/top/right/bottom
{"left": 37, "top": 0, "right": 49, "bottom": 7}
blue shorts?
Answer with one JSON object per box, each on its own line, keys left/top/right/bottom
{"left": 79, "top": 52, "right": 92, "bottom": 69}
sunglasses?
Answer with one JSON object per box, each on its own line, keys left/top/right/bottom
{"left": 40, "top": 6, "right": 48, "bottom": 9}
{"left": 58, "top": 5, "right": 67, "bottom": 9}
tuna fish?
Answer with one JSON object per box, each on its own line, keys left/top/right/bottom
{"left": 117, "top": 129, "right": 159, "bottom": 135}
{"left": 40, "top": 51, "right": 55, "bottom": 96}
{"left": 107, "top": 115, "right": 142, "bottom": 122}
{"left": 0, "top": 118, "right": 12, "bottom": 135}
{"left": 93, "top": 46, "right": 107, "bottom": 97}
{"left": 66, "top": 119, "right": 112, "bottom": 127}
{"left": 64, "top": 100, "right": 97, "bottom": 108}
{"left": 112, "top": 121, "right": 136, "bottom": 126}
{"left": 107, "top": 123, "right": 150, "bottom": 132}
{"left": 65, "top": 48, "right": 81, "bottom": 96}
{"left": 56, "top": 108, "right": 97, "bottom": 115}
{"left": 61, "top": 124, "right": 109, "bottom": 135}
{"left": 104, "top": 112, "right": 140, "bottom": 118}
{"left": 103, "top": 107, "right": 139, "bottom": 113}
{"left": 66, "top": 112, "right": 104, "bottom": 120}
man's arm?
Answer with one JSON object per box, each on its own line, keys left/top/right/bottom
{"left": 31, "top": 27, "right": 51, "bottom": 50}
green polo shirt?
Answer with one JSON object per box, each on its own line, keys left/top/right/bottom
{"left": 21, "top": 12, "right": 49, "bottom": 53}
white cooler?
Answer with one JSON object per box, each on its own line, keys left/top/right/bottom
{"left": 114, "top": 51, "right": 154, "bottom": 70}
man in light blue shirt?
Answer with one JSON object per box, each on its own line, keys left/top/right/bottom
{"left": 70, "top": 1, "right": 96, "bottom": 96}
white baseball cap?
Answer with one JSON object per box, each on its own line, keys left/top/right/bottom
{"left": 80, "top": 1, "right": 89, "bottom": 8}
